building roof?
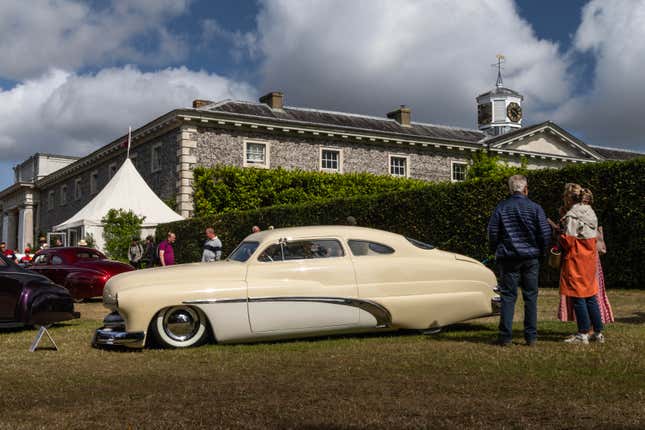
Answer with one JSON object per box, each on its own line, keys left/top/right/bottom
{"left": 476, "top": 86, "right": 523, "bottom": 100}
{"left": 205, "top": 100, "right": 487, "bottom": 144}
{"left": 589, "top": 146, "right": 645, "bottom": 160}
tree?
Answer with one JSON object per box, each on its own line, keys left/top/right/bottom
{"left": 101, "top": 209, "right": 145, "bottom": 261}
{"left": 467, "top": 150, "right": 528, "bottom": 181}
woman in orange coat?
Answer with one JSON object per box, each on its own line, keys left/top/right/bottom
{"left": 559, "top": 184, "right": 605, "bottom": 344}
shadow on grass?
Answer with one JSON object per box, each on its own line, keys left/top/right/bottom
{"left": 615, "top": 312, "right": 645, "bottom": 325}
{"left": 430, "top": 323, "right": 571, "bottom": 344}
{"left": 0, "top": 321, "right": 77, "bottom": 334}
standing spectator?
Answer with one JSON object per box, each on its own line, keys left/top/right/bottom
{"left": 38, "top": 236, "right": 48, "bottom": 250}
{"left": 20, "top": 247, "right": 33, "bottom": 265}
{"left": 54, "top": 238, "right": 63, "bottom": 247}
{"left": 0, "top": 242, "right": 7, "bottom": 255}
{"left": 251, "top": 225, "right": 261, "bottom": 234}
{"left": 158, "top": 232, "right": 176, "bottom": 266}
{"left": 128, "top": 237, "right": 144, "bottom": 269}
{"left": 141, "top": 235, "right": 156, "bottom": 268}
{"left": 201, "top": 227, "right": 222, "bottom": 262}
{"left": 558, "top": 184, "right": 605, "bottom": 344}
{"left": 487, "top": 175, "right": 551, "bottom": 347}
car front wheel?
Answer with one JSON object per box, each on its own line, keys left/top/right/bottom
{"left": 151, "top": 306, "right": 209, "bottom": 348}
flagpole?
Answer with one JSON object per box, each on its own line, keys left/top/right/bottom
{"left": 127, "top": 126, "right": 132, "bottom": 159}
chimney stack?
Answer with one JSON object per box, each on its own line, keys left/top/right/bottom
{"left": 260, "top": 91, "right": 284, "bottom": 109}
{"left": 192, "top": 99, "right": 213, "bottom": 109}
{"left": 387, "top": 105, "right": 411, "bottom": 127}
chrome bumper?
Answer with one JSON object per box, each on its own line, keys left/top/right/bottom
{"left": 92, "top": 327, "right": 145, "bottom": 346}
{"left": 92, "top": 311, "right": 144, "bottom": 347}
{"left": 491, "top": 296, "right": 502, "bottom": 315}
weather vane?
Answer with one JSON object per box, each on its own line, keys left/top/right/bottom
{"left": 493, "top": 54, "right": 505, "bottom": 88}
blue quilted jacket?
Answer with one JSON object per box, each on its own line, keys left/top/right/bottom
{"left": 487, "top": 193, "right": 552, "bottom": 259}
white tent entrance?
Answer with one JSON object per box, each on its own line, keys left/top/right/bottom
{"left": 53, "top": 159, "right": 184, "bottom": 251}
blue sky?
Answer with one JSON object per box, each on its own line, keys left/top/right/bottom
{"left": 1, "top": 0, "right": 644, "bottom": 189}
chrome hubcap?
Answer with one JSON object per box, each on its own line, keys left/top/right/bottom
{"left": 163, "top": 307, "right": 199, "bottom": 342}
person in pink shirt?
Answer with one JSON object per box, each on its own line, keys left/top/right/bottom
{"left": 158, "top": 232, "right": 176, "bottom": 266}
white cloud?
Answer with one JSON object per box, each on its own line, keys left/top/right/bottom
{"left": 552, "top": 0, "right": 645, "bottom": 151}
{"left": 256, "top": 0, "right": 572, "bottom": 130}
{"left": 0, "top": 66, "right": 257, "bottom": 161}
{"left": 0, "top": 0, "right": 191, "bottom": 80}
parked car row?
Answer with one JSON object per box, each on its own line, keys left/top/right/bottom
{"left": 2, "top": 226, "right": 501, "bottom": 349}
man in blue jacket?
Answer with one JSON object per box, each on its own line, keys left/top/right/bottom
{"left": 488, "top": 175, "right": 552, "bottom": 346}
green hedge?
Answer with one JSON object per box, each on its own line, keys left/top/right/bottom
{"left": 158, "top": 158, "right": 644, "bottom": 289}
{"left": 192, "top": 165, "right": 427, "bottom": 217}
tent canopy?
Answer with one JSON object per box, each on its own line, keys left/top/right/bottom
{"left": 54, "top": 158, "right": 184, "bottom": 231}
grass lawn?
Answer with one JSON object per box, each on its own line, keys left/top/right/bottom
{"left": 1, "top": 288, "right": 644, "bottom": 429}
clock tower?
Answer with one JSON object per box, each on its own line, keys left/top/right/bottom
{"left": 476, "top": 55, "right": 523, "bottom": 136}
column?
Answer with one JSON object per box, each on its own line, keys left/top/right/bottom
{"left": 175, "top": 124, "right": 198, "bottom": 218}
{"left": 1, "top": 212, "right": 8, "bottom": 244}
{"left": 6, "top": 210, "right": 18, "bottom": 250}
{"left": 18, "top": 204, "right": 34, "bottom": 250}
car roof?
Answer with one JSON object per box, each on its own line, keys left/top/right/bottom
{"left": 245, "top": 225, "right": 407, "bottom": 244}
{"left": 36, "top": 247, "right": 103, "bottom": 256}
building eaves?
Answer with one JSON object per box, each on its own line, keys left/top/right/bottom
{"left": 0, "top": 182, "right": 34, "bottom": 200}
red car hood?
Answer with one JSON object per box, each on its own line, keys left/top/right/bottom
{"left": 77, "top": 259, "right": 134, "bottom": 276}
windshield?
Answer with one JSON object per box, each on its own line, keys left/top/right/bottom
{"left": 406, "top": 237, "right": 434, "bottom": 250}
{"left": 228, "top": 241, "right": 259, "bottom": 262}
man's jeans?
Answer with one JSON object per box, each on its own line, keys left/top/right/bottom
{"left": 572, "top": 296, "right": 604, "bottom": 334}
{"left": 498, "top": 258, "right": 539, "bottom": 343}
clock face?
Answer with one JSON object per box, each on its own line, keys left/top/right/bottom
{"left": 478, "top": 103, "right": 492, "bottom": 125}
{"left": 507, "top": 102, "right": 522, "bottom": 122}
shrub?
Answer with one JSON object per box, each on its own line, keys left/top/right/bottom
{"left": 102, "top": 209, "right": 145, "bottom": 261}
{"left": 192, "top": 165, "right": 427, "bottom": 217}
{"left": 159, "top": 158, "right": 644, "bottom": 289}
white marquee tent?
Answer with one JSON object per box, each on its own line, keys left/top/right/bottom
{"left": 54, "top": 158, "right": 184, "bottom": 250}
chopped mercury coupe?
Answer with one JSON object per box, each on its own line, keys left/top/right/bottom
{"left": 93, "top": 226, "right": 501, "bottom": 349}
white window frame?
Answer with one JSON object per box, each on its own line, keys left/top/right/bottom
{"left": 243, "top": 139, "right": 270, "bottom": 168}
{"left": 90, "top": 170, "right": 99, "bottom": 194}
{"left": 388, "top": 154, "right": 410, "bottom": 178}
{"left": 74, "top": 178, "right": 82, "bottom": 200}
{"left": 47, "top": 190, "right": 55, "bottom": 211}
{"left": 451, "top": 161, "right": 468, "bottom": 182}
{"left": 108, "top": 162, "right": 118, "bottom": 179}
{"left": 319, "top": 147, "right": 343, "bottom": 173}
{"left": 151, "top": 143, "right": 162, "bottom": 173}
{"left": 60, "top": 185, "right": 67, "bottom": 206}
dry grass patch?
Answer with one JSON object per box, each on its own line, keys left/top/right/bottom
{"left": 1, "top": 289, "right": 643, "bottom": 429}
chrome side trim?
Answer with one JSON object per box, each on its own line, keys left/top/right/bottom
{"left": 184, "top": 296, "right": 392, "bottom": 328}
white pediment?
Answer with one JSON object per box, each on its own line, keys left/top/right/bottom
{"left": 491, "top": 126, "right": 601, "bottom": 160}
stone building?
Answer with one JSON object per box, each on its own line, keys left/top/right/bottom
{"left": 0, "top": 81, "right": 642, "bottom": 251}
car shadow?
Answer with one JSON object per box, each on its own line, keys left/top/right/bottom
{"left": 614, "top": 312, "right": 645, "bottom": 324}
{"left": 429, "top": 323, "right": 570, "bottom": 344}
{"left": 0, "top": 321, "right": 77, "bottom": 334}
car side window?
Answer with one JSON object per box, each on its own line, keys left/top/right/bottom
{"left": 51, "top": 255, "right": 64, "bottom": 265}
{"left": 258, "top": 239, "right": 344, "bottom": 262}
{"left": 348, "top": 240, "right": 395, "bottom": 256}
{"left": 77, "top": 252, "right": 101, "bottom": 260}
{"left": 32, "top": 254, "right": 48, "bottom": 265}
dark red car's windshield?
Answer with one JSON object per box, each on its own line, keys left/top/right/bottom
{"left": 76, "top": 251, "right": 104, "bottom": 260}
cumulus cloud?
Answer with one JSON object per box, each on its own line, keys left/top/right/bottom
{"left": 256, "top": 0, "right": 573, "bottom": 129}
{"left": 0, "top": 0, "right": 190, "bottom": 80}
{"left": 552, "top": 0, "right": 645, "bottom": 151}
{"left": 0, "top": 66, "right": 256, "bottom": 161}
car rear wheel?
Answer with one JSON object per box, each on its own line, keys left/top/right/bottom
{"left": 151, "top": 306, "right": 209, "bottom": 348}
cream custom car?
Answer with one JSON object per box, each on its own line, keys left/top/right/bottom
{"left": 93, "top": 226, "right": 501, "bottom": 349}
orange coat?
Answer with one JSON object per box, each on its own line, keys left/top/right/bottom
{"left": 559, "top": 235, "right": 598, "bottom": 298}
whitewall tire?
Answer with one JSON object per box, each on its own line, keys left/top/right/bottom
{"left": 151, "top": 306, "right": 209, "bottom": 348}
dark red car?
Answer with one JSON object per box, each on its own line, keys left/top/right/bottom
{"left": 29, "top": 247, "right": 134, "bottom": 300}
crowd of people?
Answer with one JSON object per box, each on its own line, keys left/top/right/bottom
{"left": 488, "top": 174, "right": 613, "bottom": 346}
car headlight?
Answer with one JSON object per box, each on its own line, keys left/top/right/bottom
{"left": 103, "top": 289, "right": 118, "bottom": 309}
